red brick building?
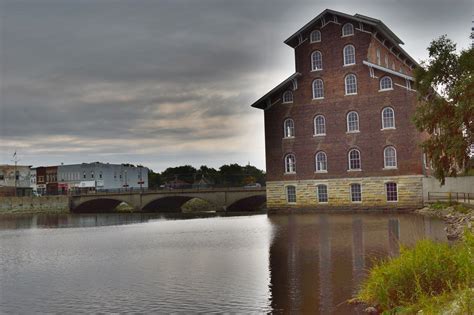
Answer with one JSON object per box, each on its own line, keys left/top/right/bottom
{"left": 251, "top": 9, "right": 428, "bottom": 210}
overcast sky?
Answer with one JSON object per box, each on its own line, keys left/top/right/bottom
{"left": 0, "top": 0, "right": 472, "bottom": 172}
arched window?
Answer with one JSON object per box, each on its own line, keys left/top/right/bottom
{"left": 311, "top": 51, "right": 323, "bottom": 71}
{"left": 381, "top": 107, "right": 395, "bottom": 129}
{"left": 283, "top": 119, "right": 294, "bottom": 138}
{"left": 343, "top": 45, "right": 355, "bottom": 65}
{"left": 285, "top": 154, "right": 296, "bottom": 173}
{"left": 282, "top": 90, "right": 293, "bottom": 103}
{"left": 312, "top": 79, "right": 324, "bottom": 99}
{"left": 286, "top": 185, "right": 296, "bottom": 203}
{"left": 384, "top": 146, "right": 397, "bottom": 168}
{"left": 350, "top": 183, "right": 362, "bottom": 202}
{"left": 314, "top": 115, "right": 326, "bottom": 135}
{"left": 348, "top": 149, "right": 361, "bottom": 170}
{"left": 380, "top": 76, "right": 393, "bottom": 90}
{"left": 315, "top": 151, "right": 328, "bottom": 172}
{"left": 342, "top": 23, "right": 354, "bottom": 36}
{"left": 310, "top": 30, "right": 321, "bottom": 43}
{"left": 385, "top": 182, "right": 398, "bottom": 201}
{"left": 347, "top": 111, "right": 359, "bottom": 132}
{"left": 345, "top": 74, "right": 357, "bottom": 95}
{"left": 317, "top": 184, "right": 328, "bottom": 203}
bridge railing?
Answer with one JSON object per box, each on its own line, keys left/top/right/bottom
{"left": 69, "top": 185, "right": 266, "bottom": 196}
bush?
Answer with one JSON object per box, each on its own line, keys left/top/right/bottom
{"left": 356, "top": 231, "right": 474, "bottom": 313}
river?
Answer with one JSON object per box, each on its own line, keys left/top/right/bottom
{"left": 0, "top": 212, "right": 446, "bottom": 313}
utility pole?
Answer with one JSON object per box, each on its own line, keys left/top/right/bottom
{"left": 12, "top": 151, "right": 20, "bottom": 197}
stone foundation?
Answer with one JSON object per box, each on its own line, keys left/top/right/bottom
{"left": 266, "top": 175, "right": 423, "bottom": 211}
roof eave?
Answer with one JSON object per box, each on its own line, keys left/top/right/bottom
{"left": 250, "top": 73, "right": 301, "bottom": 110}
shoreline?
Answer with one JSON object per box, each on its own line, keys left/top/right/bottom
{"left": 415, "top": 203, "right": 474, "bottom": 241}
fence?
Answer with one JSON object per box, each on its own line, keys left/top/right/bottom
{"left": 427, "top": 192, "right": 474, "bottom": 205}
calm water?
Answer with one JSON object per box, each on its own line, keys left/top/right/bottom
{"left": 0, "top": 212, "right": 446, "bottom": 314}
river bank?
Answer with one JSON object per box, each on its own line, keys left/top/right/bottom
{"left": 415, "top": 201, "right": 474, "bottom": 241}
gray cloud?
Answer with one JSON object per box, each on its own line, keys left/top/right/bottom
{"left": 0, "top": 0, "right": 472, "bottom": 171}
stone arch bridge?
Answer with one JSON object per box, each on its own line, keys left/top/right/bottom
{"left": 69, "top": 188, "right": 266, "bottom": 213}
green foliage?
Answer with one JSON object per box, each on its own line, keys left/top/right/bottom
{"left": 356, "top": 231, "right": 474, "bottom": 313}
{"left": 413, "top": 35, "right": 474, "bottom": 184}
{"left": 149, "top": 163, "right": 266, "bottom": 187}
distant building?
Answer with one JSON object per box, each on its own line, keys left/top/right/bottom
{"left": 0, "top": 164, "right": 33, "bottom": 196}
{"left": 57, "top": 162, "right": 148, "bottom": 193}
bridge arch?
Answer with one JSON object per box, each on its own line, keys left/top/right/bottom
{"left": 141, "top": 196, "right": 219, "bottom": 212}
{"left": 226, "top": 194, "right": 267, "bottom": 212}
{"left": 72, "top": 198, "right": 135, "bottom": 213}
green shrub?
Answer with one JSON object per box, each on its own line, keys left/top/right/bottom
{"left": 356, "top": 231, "right": 474, "bottom": 313}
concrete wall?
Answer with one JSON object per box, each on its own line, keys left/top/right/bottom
{"left": 422, "top": 176, "right": 474, "bottom": 201}
{"left": 0, "top": 196, "right": 70, "bottom": 215}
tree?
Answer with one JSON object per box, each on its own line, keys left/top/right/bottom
{"left": 413, "top": 35, "right": 474, "bottom": 184}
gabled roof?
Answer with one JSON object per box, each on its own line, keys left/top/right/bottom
{"left": 284, "top": 9, "right": 417, "bottom": 66}
{"left": 250, "top": 73, "right": 301, "bottom": 109}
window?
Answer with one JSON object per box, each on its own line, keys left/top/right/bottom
{"left": 350, "top": 183, "right": 362, "bottom": 202}
{"left": 386, "top": 182, "right": 398, "bottom": 201}
{"left": 285, "top": 154, "right": 296, "bottom": 173}
{"left": 345, "top": 74, "right": 357, "bottom": 95}
{"left": 91, "top": 171, "right": 94, "bottom": 179}
{"left": 312, "top": 79, "right": 324, "bottom": 99}
{"left": 380, "top": 76, "right": 393, "bottom": 90}
{"left": 286, "top": 185, "right": 296, "bottom": 203}
{"left": 317, "top": 184, "right": 328, "bottom": 203}
{"left": 347, "top": 111, "right": 359, "bottom": 132}
{"left": 311, "top": 51, "right": 323, "bottom": 71}
{"left": 83, "top": 172, "right": 86, "bottom": 179}
{"left": 283, "top": 119, "right": 295, "bottom": 138}
{"left": 343, "top": 45, "right": 355, "bottom": 65}
{"left": 342, "top": 23, "right": 354, "bottom": 36}
{"left": 376, "top": 48, "right": 381, "bottom": 65}
{"left": 310, "top": 30, "right": 321, "bottom": 43}
{"left": 99, "top": 171, "right": 103, "bottom": 179}
{"left": 348, "top": 149, "right": 361, "bottom": 170}
{"left": 382, "top": 107, "right": 395, "bottom": 129}
{"left": 314, "top": 115, "right": 326, "bottom": 135}
{"left": 384, "top": 146, "right": 397, "bottom": 168}
{"left": 0, "top": 173, "right": 4, "bottom": 181}
{"left": 282, "top": 90, "right": 293, "bottom": 103}
{"left": 315, "top": 152, "right": 328, "bottom": 172}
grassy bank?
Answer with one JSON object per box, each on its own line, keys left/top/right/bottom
{"left": 354, "top": 231, "right": 474, "bottom": 314}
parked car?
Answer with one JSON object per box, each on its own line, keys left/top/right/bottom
{"left": 244, "top": 183, "right": 262, "bottom": 189}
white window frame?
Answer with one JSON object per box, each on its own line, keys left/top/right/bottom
{"left": 283, "top": 118, "right": 295, "bottom": 138}
{"left": 315, "top": 151, "right": 328, "bottom": 173}
{"left": 311, "top": 51, "right": 323, "bottom": 71}
{"left": 284, "top": 154, "right": 296, "bottom": 174}
{"left": 348, "top": 149, "right": 362, "bottom": 171}
{"left": 346, "top": 111, "right": 360, "bottom": 133}
{"left": 385, "top": 182, "right": 398, "bottom": 202}
{"left": 314, "top": 115, "right": 326, "bottom": 136}
{"left": 343, "top": 45, "right": 356, "bottom": 66}
{"left": 312, "top": 79, "right": 324, "bottom": 99}
{"left": 376, "top": 48, "right": 381, "bottom": 65}
{"left": 342, "top": 23, "right": 354, "bottom": 37}
{"left": 381, "top": 107, "right": 396, "bottom": 129}
{"left": 344, "top": 74, "right": 357, "bottom": 95}
{"left": 383, "top": 146, "right": 397, "bottom": 169}
{"left": 350, "top": 183, "right": 362, "bottom": 203}
{"left": 317, "top": 184, "right": 328, "bottom": 203}
{"left": 282, "top": 90, "right": 294, "bottom": 104}
{"left": 379, "top": 76, "right": 393, "bottom": 91}
{"left": 310, "top": 30, "right": 321, "bottom": 43}
{"left": 286, "top": 185, "right": 297, "bottom": 203}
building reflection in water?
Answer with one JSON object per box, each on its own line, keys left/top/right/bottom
{"left": 267, "top": 213, "right": 446, "bottom": 314}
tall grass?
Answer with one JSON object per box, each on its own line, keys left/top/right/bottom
{"left": 356, "top": 231, "right": 474, "bottom": 313}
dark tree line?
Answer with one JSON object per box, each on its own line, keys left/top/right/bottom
{"left": 148, "top": 163, "right": 265, "bottom": 188}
